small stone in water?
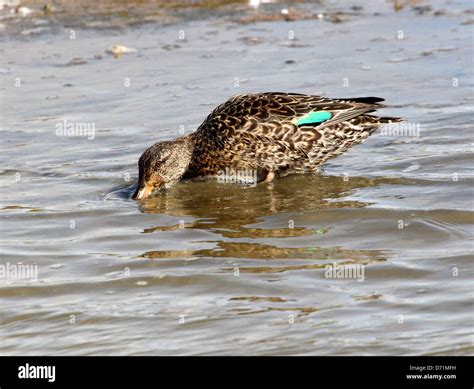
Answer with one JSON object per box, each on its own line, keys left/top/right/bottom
{"left": 106, "top": 45, "right": 138, "bottom": 57}
{"left": 16, "top": 6, "right": 33, "bottom": 17}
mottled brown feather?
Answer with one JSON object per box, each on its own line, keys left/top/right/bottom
{"left": 185, "top": 93, "right": 400, "bottom": 178}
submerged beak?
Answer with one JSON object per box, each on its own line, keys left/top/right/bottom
{"left": 132, "top": 182, "right": 154, "bottom": 200}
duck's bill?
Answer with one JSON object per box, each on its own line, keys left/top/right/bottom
{"left": 132, "top": 183, "right": 154, "bottom": 200}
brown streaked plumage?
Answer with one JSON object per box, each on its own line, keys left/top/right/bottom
{"left": 133, "top": 92, "right": 401, "bottom": 199}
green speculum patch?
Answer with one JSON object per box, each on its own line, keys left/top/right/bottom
{"left": 296, "top": 111, "right": 332, "bottom": 126}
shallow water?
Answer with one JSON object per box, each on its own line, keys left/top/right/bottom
{"left": 1, "top": 0, "right": 473, "bottom": 355}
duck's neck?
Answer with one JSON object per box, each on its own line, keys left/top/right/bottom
{"left": 181, "top": 132, "right": 210, "bottom": 179}
{"left": 177, "top": 134, "right": 197, "bottom": 150}
{"left": 171, "top": 134, "right": 194, "bottom": 177}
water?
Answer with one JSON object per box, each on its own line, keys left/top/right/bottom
{"left": 0, "top": 0, "right": 473, "bottom": 355}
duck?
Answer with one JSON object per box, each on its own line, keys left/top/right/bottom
{"left": 133, "top": 92, "right": 400, "bottom": 199}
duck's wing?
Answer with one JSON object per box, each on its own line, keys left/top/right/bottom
{"left": 199, "top": 92, "right": 386, "bottom": 136}
{"left": 208, "top": 92, "right": 383, "bottom": 123}
{"left": 195, "top": 93, "right": 389, "bottom": 170}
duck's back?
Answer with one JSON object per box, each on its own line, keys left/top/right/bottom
{"left": 186, "top": 93, "right": 400, "bottom": 178}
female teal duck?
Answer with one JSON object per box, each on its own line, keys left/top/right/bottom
{"left": 133, "top": 92, "right": 400, "bottom": 199}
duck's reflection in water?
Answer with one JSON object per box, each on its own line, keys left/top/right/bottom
{"left": 135, "top": 174, "right": 404, "bottom": 269}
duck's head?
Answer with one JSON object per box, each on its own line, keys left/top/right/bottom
{"left": 132, "top": 138, "right": 193, "bottom": 200}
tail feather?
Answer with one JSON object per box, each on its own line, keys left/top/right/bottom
{"left": 361, "top": 114, "right": 402, "bottom": 124}
{"left": 379, "top": 116, "right": 402, "bottom": 123}
{"left": 337, "top": 96, "right": 385, "bottom": 105}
